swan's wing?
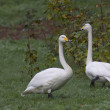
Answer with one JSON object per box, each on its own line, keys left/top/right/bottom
{"left": 86, "top": 62, "right": 110, "bottom": 81}
{"left": 27, "top": 68, "right": 65, "bottom": 88}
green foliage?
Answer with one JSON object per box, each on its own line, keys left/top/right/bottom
{"left": 23, "top": 10, "right": 40, "bottom": 77}
{"left": 45, "top": 0, "right": 110, "bottom": 74}
{"left": 43, "top": 52, "right": 57, "bottom": 68}
{"left": 24, "top": 49, "right": 39, "bottom": 75}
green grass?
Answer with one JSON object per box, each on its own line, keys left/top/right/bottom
{"left": 0, "top": 39, "right": 110, "bottom": 110}
{"left": 0, "top": 0, "right": 46, "bottom": 26}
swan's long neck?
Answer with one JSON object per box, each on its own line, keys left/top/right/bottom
{"left": 86, "top": 28, "right": 93, "bottom": 65}
{"left": 59, "top": 41, "right": 72, "bottom": 72}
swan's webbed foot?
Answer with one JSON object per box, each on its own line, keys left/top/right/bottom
{"left": 90, "top": 76, "right": 99, "bottom": 87}
{"left": 48, "top": 93, "right": 54, "bottom": 99}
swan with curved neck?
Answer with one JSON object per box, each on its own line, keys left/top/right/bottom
{"left": 21, "top": 35, "right": 73, "bottom": 98}
{"left": 81, "top": 23, "right": 110, "bottom": 87}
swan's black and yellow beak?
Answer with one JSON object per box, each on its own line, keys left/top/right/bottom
{"left": 64, "top": 37, "right": 72, "bottom": 42}
{"left": 81, "top": 26, "right": 85, "bottom": 30}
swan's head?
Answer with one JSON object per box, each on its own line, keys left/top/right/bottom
{"left": 59, "top": 35, "right": 72, "bottom": 43}
{"left": 81, "top": 23, "right": 92, "bottom": 31}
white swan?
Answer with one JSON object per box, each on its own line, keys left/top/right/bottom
{"left": 21, "top": 35, "right": 73, "bottom": 98}
{"left": 81, "top": 23, "right": 110, "bottom": 87}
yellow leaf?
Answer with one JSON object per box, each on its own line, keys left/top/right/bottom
{"left": 70, "top": 9, "right": 72, "bottom": 13}
{"left": 108, "top": 25, "right": 110, "bottom": 28}
{"left": 57, "top": 0, "right": 62, "bottom": 3}
{"left": 62, "top": 14, "right": 67, "bottom": 18}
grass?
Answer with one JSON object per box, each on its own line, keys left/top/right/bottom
{"left": 0, "top": 39, "right": 110, "bottom": 110}
{"left": 0, "top": 0, "right": 46, "bottom": 26}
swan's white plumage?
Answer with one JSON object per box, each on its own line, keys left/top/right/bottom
{"left": 26, "top": 68, "right": 72, "bottom": 93}
{"left": 21, "top": 35, "right": 73, "bottom": 96}
{"left": 82, "top": 23, "right": 110, "bottom": 83}
{"left": 86, "top": 61, "right": 110, "bottom": 82}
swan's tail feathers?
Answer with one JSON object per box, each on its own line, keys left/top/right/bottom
{"left": 21, "top": 86, "right": 35, "bottom": 97}
{"left": 104, "top": 76, "right": 110, "bottom": 82}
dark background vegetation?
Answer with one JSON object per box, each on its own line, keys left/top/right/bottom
{"left": 0, "top": 0, "right": 110, "bottom": 110}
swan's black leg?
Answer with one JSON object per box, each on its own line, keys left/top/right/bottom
{"left": 90, "top": 76, "right": 99, "bottom": 87}
{"left": 102, "top": 82, "right": 105, "bottom": 87}
{"left": 48, "top": 93, "right": 54, "bottom": 99}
